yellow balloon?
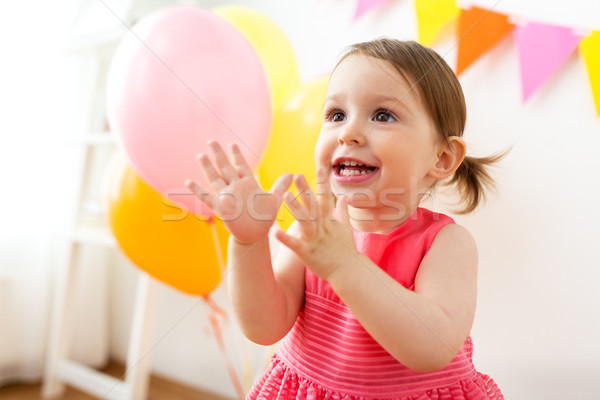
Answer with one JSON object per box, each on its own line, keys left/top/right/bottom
{"left": 102, "top": 153, "right": 228, "bottom": 296}
{"left": 214, "top": 6, "right": 301, "bottom": 109}
{"left": 257, "top": 77, "right": 329, "bottom": 230}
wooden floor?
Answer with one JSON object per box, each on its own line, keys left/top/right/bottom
{"left": 0, "top": 361, "right": 232, "bottom": 400}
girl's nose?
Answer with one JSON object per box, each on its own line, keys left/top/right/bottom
{"left": 337, "top": 120, "right": 366, "bottom": 146}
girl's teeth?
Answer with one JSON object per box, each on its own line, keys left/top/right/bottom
{"left": 341, "top": 160, "right": 366, "bottom": 167}
{"left": 340, "top": 169, "right": 367, "bottom": 176}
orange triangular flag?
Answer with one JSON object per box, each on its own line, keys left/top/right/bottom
{"left": 455, "top": 6, "right": 515, "bottom": 75}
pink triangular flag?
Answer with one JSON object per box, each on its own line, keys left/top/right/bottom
{"left": 354, "top": 0, "right": 388, "bottom": 20}
{"left": 515, "top": 21, "right": 582, "bottom": 101}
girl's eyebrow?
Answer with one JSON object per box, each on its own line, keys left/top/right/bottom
{"left": 323, "top": 92, "right": 344, "bottom": 102}
{"left": 369, "top": 93, "right": 414, "bottom": 116}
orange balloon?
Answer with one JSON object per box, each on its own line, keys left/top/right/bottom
{"left": 102, "top": 153, "right": 228, "bottom": 296}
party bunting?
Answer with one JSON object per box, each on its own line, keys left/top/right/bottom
{"left": 354, "top": 0, "right": 389, "bottom": 20}
{"left": 455, "top": 6, "right": 514, "bottom": 76}
{"left": 579, "top": 31, "right": 600, "bottom": 116}
{"left": 345, "top": 0, "right": 600, "bottom": 116}
{"left": 515, "top": 22, "right": 582, "bottom": 102}
{"left": 414, "top": 0, "right": 460, "bottom": 46}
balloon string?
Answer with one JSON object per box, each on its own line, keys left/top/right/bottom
{"left": 208, "top": 219, "right": 227, "bottom": 276}
{"left": 203, "top": 295, "right": 245, "bottom": 400}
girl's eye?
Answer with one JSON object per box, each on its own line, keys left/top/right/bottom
{"left": 326, "top": 109, "right": 346, "bottom": 122}
{"left": 374, "top": 110, "right": 395, "bottom": 122}
{"left": 332, "top": 112, "right": 346, "bottom": 122}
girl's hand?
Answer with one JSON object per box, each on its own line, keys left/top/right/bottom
{"left": 186, "top": 141, "right": 292, "bottom": 245}
{"left": 275, "top": 169, "right": 360, "bottom": 281}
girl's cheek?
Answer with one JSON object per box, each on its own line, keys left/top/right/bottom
{"left": 314, "top": 134, "right": 332, "bottom": 167}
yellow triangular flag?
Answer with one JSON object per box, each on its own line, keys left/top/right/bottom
{"left": 415, "top": 0, "right": 460, "bottom": 46}
{"left": 579, "top": 31, "right": 600, "bottom": 116}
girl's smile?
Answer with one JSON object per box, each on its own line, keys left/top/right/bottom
{"left": 332, "top": 156, "right": 380, "bottom": 183}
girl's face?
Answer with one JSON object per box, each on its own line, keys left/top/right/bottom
{"left": 315, "top": 54, "right": 443, "bottom": 217}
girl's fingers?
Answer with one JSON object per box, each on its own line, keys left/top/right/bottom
{"left": 197, "top": 153, "right": 227, "bottom": 193}
{"left": 316, "top": 167, "right": 334, "bottom": 219}
{"left": 229, "top": 143, "right": 254, "bottom": 178}
{"left": 284, "top": 192, "right": 310, "bottom": 223}
{"left": 294, "top": 174, "right": 318, "bottom": 221}
{"left": 274, "top": 229, "right": 305, "bottom": 256}
{"left": 185, "top": 179, "right": 216, "bottom": 211}
{"left": 208, "top": 140, "right": 238, "bottom": 183}
{"left": 270, "top": 173, "right": 294, "bottom": 206}
{"left": 334, "top": 195, "right": 350, "bottom": 227}
{"left": 284, "top": 192, "right": 318, "bottom": 241}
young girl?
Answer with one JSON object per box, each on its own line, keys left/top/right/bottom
{"left": 187, "top": 39, "right": 504, "bottom": 399}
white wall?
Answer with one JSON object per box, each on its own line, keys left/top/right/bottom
{"left": 0, "top": 0, "right": 112, "bottom": 384}
{"left": 108, "top": 1, "right": 600, "bottom": 399}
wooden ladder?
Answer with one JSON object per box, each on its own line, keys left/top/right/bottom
{"left": 42, "top": 2, "right": 159, "bottom": 399}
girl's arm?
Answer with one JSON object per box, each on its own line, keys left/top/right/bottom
{"left": 186, "top": 141, "right": 305, "bottom": 345}
{"left": 277, "top": 172, "right": 477, "bottom": 372}
{"left": 227, "top": 224, "right": 306, "bottom": 345}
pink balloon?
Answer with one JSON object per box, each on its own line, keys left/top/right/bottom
{"left": 106, "top": 7, "right": 271, "bottom": 216}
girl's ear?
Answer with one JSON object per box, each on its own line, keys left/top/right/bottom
{"left": 427, "top": 136, "right": 466, "bottom": 179}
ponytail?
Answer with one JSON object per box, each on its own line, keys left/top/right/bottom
{"left": 448, "top": 152, "right": 507, "bottom": 214}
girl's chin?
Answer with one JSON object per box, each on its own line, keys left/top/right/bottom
{"left": 333, "top": 187, "right": 378, "bottom": 207}
{"left": 332, "top": 186, "right": 411, "bottom": 214}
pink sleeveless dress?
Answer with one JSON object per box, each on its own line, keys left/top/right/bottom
{"left": 248, "top": 208, "right": 503, "bottom": 399}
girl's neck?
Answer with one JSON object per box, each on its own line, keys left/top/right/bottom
{"left": 346, "top": 204, "right": 419, "bottom": 234}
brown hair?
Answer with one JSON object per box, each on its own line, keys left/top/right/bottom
{"left": 338, "top": 38, "right": 505, "bottom": 213}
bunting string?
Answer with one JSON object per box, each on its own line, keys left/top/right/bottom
{"left": 350, "top": 0, "right": 600, "bottom": 115}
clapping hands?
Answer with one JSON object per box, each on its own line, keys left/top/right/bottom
{"left": 187, "top": 141, "right": 358, "bottom": 281}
